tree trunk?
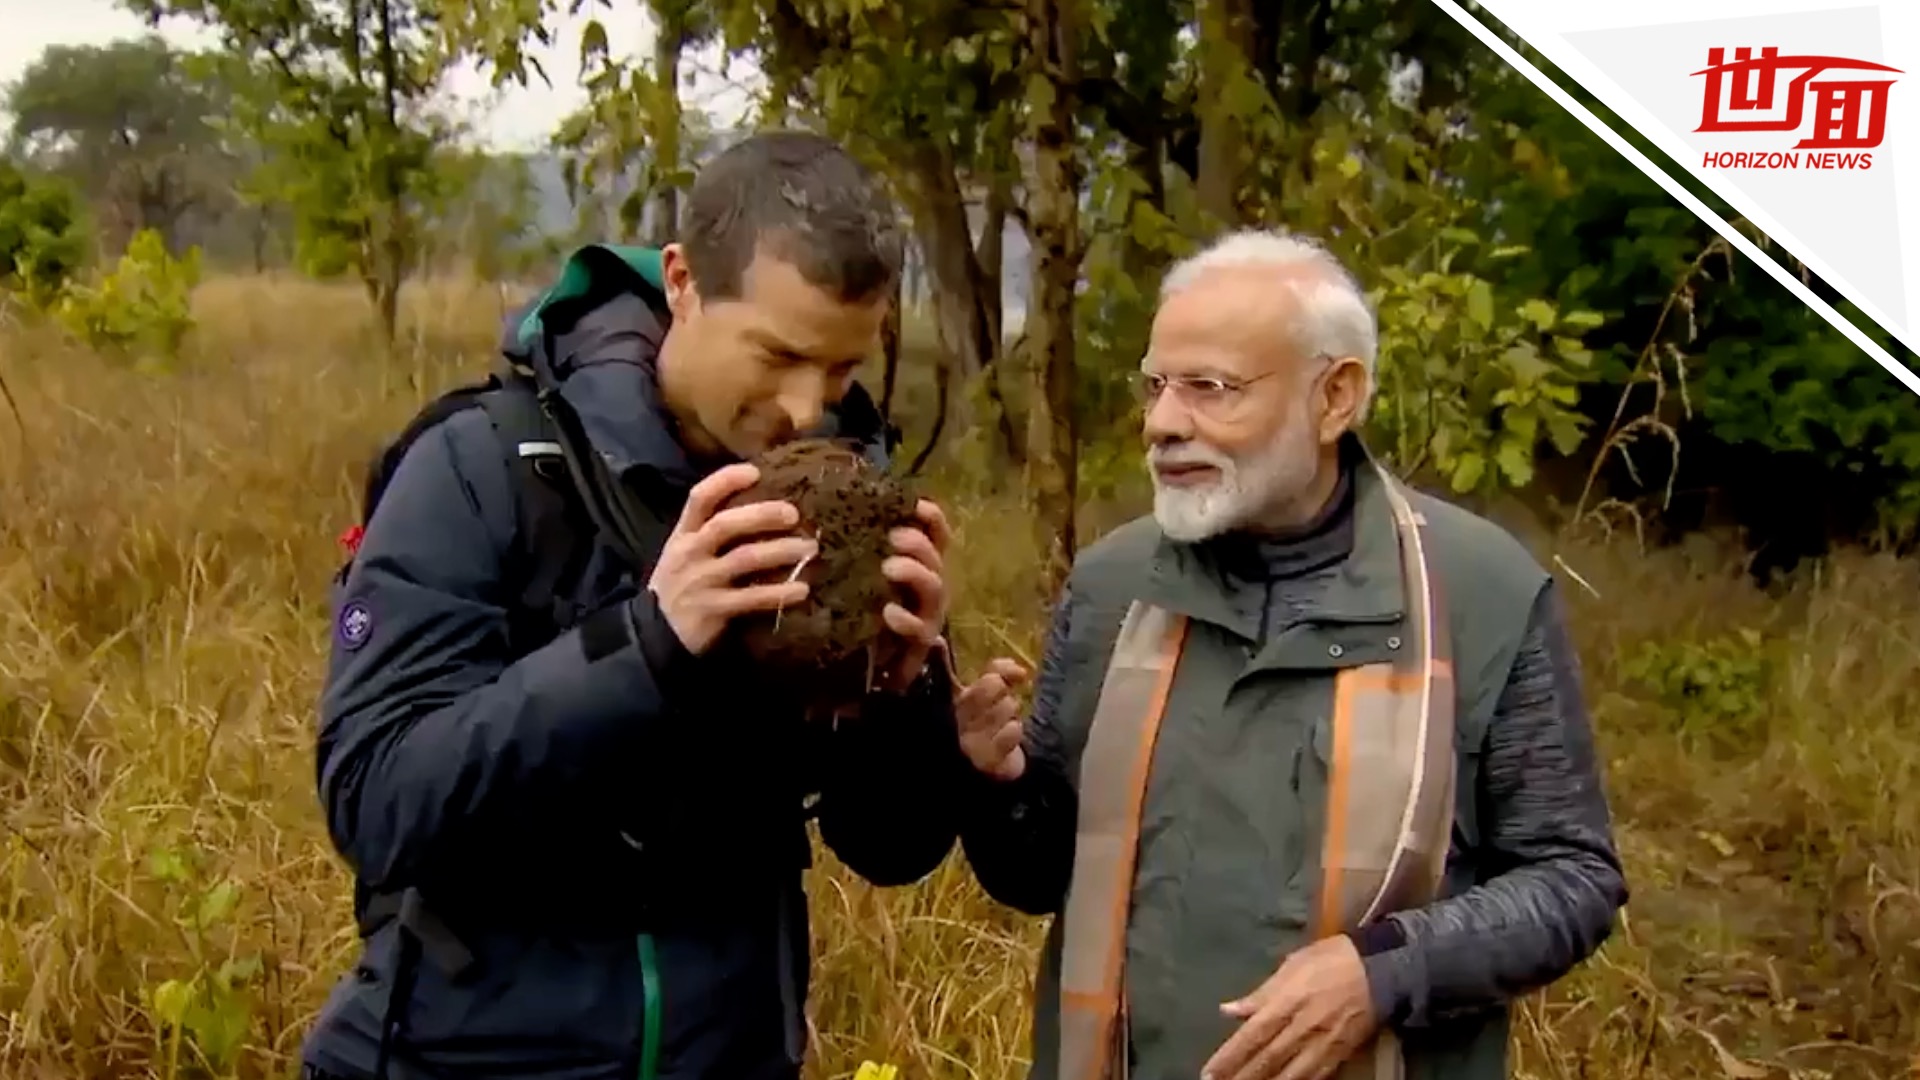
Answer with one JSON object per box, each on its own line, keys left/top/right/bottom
{"left": 1023, "top": 0, "right": 1084, "bottom": 597}
{"left": 879, "top": 272, "right": 902, "bottom": 422}
{"left": 371, "top": 0, "right": 406, "bottom": 349}
{"left": 1196, "top": 0, "right": 1255, "bottom": 228}
{"left": 649, "top": 17, "right": 685, "bottom": 246}
{"left": 368, "top": 269, "right": 401, "bottom": 352}
{"left": 906, "top": 145, "right": 998, "bottom": 375}
{"left": 905, "top": 143, "right": 1022, "bottom": 465}
{"left": 1121, "top": 125, "right": 1168, "bottom": 285}
{"left": 977, "top": 174, "right": 1025, "bottom": 468}
{"left": 907, "top": 352, "right": 952, "bottom": 477}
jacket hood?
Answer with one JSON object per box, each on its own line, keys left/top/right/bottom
{"left": 500, "top": 245, "right": 708, "bottom": 493}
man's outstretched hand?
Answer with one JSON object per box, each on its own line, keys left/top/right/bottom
{"left": 955, "top": 658, "right": 1030, "bottom": 780}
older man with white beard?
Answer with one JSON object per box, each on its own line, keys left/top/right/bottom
{"left": 950, "top": 229, "right": 1628, "bottom": 1080}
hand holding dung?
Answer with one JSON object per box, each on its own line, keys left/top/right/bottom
{"left": 709, "top": 438, "right": 930, "bottom": 713}
{"left": 649, "top": 462, "right": 816, "bottom": 656}
{"left": 874, "top": 498, "right": 952, "bottom": 693}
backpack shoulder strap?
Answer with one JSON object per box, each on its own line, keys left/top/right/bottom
{"left": 473, "top": 379, "right": 596, "bottom": 645}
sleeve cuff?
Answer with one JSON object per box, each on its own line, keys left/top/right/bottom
{"left": 625, "top": 589, "right": 711, "bottom": 706}
{"left": 844, "top": 635, "right": 956, "bottom": 731}
{"left": 1346, "top": 918, "right": 1408, "bottom": 957}
{"left": 1359, "top": 945, "right": 1416, "bottom": 1028}
{"left": 838, "top": 651, "right": 959, "bottom": 768}
{"left": 869, "top": 633, "right": 956, "bottom": 702}
{"left": 961, "top": 755, "right": 1064, "bottom": 831}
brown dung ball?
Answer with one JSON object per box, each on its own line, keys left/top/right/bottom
{"left": 716, "top": 437, "right": 920, "bottom": 710}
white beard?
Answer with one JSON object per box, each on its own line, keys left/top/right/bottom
{"left": 1150, "top": 407, "right": 1320, "bottom": 542}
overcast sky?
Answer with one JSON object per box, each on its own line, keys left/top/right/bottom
{"left": 0, "top": 0, "right": 759, "bottom": 151}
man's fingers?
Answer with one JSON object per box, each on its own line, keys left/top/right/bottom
{"left": 710, "top": 536, "right": 818, "bottom": 585}
{"left": 712, "top": 580, "right": 809, "bottom": 617}
{"left": 679, "top": 463, "right": 762, "bottom": 530}
{"left": 882, "top": 602, "right": 930, "bottom": 641}
{"left": 699, "top": 499, "right": 803, "bottom": 554}
{"left": 888, "top": 525, "right": 944, "bottom": 576}
{"left": 956, "top": 673, "right": 1009, "bottom": 709}
{"left": 1205, "top": 995, "right": 1297, "bottom": 1080}
{"left": 989, "top": 716, "right": 1023, "bottom": 755}
{"left": 987, "top": 692, "right": 1020, "bottom": 728}
{"left": 914, "top": 499, "right": 954, "bottom": 551}
{"left": 1221, "top": 968, "right": 1284, "bottom": 1019}
{"left": 960, "top": 693, "right": 1019, "bottom": 736}
{"left": 956, "top": 676, "right": 1022, "bottom": 737}
{"left": 986, "top": 658, "right": 1030, "bottom": 686}
{"left": 1229, "top": 1012, "right": 1315, "bottom": 1080}
{"left": 1233, "top": 1042, "right": 1296, "bottom": 1080}
{"left": 1202, "top": 1017, "right": 1268, "bottom": 1080}
{"left": 1272, "top": 1033, "right": 1342, "bottom": 1080}
{"left": 882, "top": 555, "right": 942, "bottom": 611}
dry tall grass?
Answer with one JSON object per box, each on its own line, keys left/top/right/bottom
{"left": 0, "top": 278, "right": 1915, "bottom": 1080}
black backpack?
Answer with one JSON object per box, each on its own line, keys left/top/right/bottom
{"left": 339, "top": 367, "right": 653, "bottom": 654}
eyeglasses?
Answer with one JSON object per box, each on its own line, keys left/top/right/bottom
{"left": 1128, "top": 370, "right": 1278, "bottom": 418}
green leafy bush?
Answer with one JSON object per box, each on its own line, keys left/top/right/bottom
{"left": 1368, "top": 244, "right": 1602, "bottom": 496}
{"left": 55, "top": 229, "right": 202, "bottom": 370}
{"left": 1621, "top": 628, "right": 1774, "bottom": 756}
{"left": 140, "top": 843, "right": 261, "bottom": 1079}
{"left": 0, "top": 160, "right": 90, "bottom": 309}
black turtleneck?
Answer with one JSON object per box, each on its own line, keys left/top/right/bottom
{"left": 1207, "top": 455, "right": 1358, "bottom": 647}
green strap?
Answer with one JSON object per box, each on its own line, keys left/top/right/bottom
{"left": 637, "top": 933, "right": 662, "bottom": 1080}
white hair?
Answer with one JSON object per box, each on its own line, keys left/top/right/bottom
{"left": 1158, "top": 229, "right": 1379, "bottom": 422}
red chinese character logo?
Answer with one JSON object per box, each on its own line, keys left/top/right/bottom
{"left": 1694, "top": 47, "right": 1901, "bottom": 149}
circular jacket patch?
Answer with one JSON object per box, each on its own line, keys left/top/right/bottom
{"left": 337, "top": 599, "right": 373, "bottom": 651}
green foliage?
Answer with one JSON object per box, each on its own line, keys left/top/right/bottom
{"left": 244, "top": 113, "right": 441, "bottom": 280}
{"left": 1621, "top": 629, "right": 1774, "bottom": 757}
{"left": 1074, "top": 144, "right": 1198, "bottom": 437}
{"left": 140, "top": 844, "right": 261, "bottom": 1079}
{"left": 0, "top": 160, "right": 91, "bottom": 309}
{"left": 551, "top": 0, "right": 716, "bottom": 242}
{"left": 55, "top": 228, "right": 202, "bottom": 370}
{"left": 1070, "top": 72, "right": 1608, "bottom": 503}
{"left": 429, "top": 150, "right": 546, "bottom": 278}
{"left": 4, "top": 36, "right": 204, "bottom": 154}
{"left": 1688, "top": 303, "right": 1920, "bottom": 536}
{"left": 1368, "top": 245, "right": 1599, "bottom": 495}
{"left": 121, "top": 0, "right": 476, "bottom": 339}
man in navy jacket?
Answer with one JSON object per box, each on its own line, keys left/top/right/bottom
{"left": 302, "top": 130, "right": 973, "bottom": 1080}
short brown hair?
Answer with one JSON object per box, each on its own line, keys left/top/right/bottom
{"left": 680, "top": 130, "right": 903, "bottom": 304}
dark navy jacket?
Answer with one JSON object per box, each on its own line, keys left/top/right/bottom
{"left": 301, "top": 279, "right": 966, "bottom": 1080}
